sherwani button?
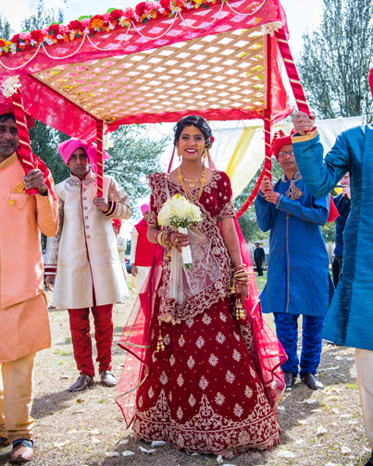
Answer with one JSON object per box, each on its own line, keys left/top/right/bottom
{"left": 84, "top": 206, "right": 88, "bottom": 210}
{"left": 85, "top": 216, "right": 88, "bottom": 219}
{"left": 83, "top": 197, "right": 87, "bottom": 200}
{"left": 86, "top": 225, "right": 90, "bottom": 229}
{"left": 87, "top": 235, "right": 91, "bottom": 239}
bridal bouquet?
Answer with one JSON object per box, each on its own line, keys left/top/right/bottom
{"left": 158, "top": 194, "right": 202, "bottom": 269}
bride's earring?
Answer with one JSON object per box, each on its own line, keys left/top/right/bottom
{"left": 202, "top": 149, "right": 207, "bottom": 163}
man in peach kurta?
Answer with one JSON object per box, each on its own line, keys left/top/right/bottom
{"left": 0, "top": 108, "right": 58, "bottom": 463}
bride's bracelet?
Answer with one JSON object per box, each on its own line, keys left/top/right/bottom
{"left": 156, "top": 230, "right": 173, "bottom": 248}
{"left": 231, "top": 265, "right": 250, "bottom": 293}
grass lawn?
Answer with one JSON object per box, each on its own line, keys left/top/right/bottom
{"left": 0, "top": 278, "right": 370, "bottom": 466}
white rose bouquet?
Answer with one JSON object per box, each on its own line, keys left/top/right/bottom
{"left": 158, "top": 194, "right": 203, "bottom": 269}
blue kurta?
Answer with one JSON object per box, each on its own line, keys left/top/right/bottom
{"left": 255, "top": 171, "right": 332, "bottom": 318}
{"left": 292, "top": 127, "right": 373, "bottom": 352}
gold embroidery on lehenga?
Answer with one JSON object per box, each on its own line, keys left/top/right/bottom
{"left": 199, "top": 376, "right": 209, "bottom": 390}
{"left": 208, "top": 354, "right": 218, "bottom": 366}
{"left": 134, "top": 386, "right": 279, "bottom": 455}
{"left": 196, "top": 336, "right": 205, "bottom": 349}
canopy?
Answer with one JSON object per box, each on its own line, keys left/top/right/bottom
{"left": 0, "top": 0, "right": 291, "bottom": 142}
{"left": 0, "top": 0, "right": 310, "bottom": 205}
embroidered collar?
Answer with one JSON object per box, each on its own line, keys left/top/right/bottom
{"left": 68, "top": 169, "right": 96, "bottom": 186}
{"left": 281, "top": 170, "right": 302, "bottom": 183}
{"left": 0, "top": 153, "right": 18, "bottom": 171}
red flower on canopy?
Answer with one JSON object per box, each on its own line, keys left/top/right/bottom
{"left": 0, "top": 39, "right": 6, "bottom": 47}
{"left": 30, "top": 30, "right": 44, "bottom": 43}
{"left": 160, "top": 0, "right": 171, "bottom": 11}
{"left": 109, "top": 9, "right": 123, "bottom": 21}
{"left": 48, "top": 24, "right": 60, "bottom": 36}
{"left": 68, "top": 20, "right": 84, "bottom": 31}
{"left": 11, "top": 34, "right": 20, "bottom": 43}
{"left": 135, "top": 2, "right": 147, "bottom": 17}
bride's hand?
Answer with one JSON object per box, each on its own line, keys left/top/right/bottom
{"left": 169, "top": 232, "right": 190, "bottom": 253}
{"left": 235, "top": 283, "right": 248, "bottom": 298}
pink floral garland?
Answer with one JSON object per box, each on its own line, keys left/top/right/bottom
{"left": 0, "top": 0, "right": 222, "bottom": 56}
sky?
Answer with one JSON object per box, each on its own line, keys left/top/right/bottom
{"left": 2, "top": 0, "right": 324, "bottom": 55}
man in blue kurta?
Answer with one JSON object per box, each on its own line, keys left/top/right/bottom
{"left": 292, "top": 70, "right": 373, "bottom": 466}
{"left": 255, "top": 132, "right": 333, "bottom": 391}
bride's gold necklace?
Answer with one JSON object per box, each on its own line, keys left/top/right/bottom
{"left": 178, "top": 164, "right": 207, "bottom": 203}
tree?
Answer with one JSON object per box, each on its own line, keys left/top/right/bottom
{"left": 21, "top": 0, "right": 65, "bottom": 32}
{"left": 104, "top": 126, "right": 169, "bottom": 219}
{"left": 298, "top": 0, "right": 373, "bottom": 121}
{"left": 0, "top": 14, "right": 13, "bottom": 40}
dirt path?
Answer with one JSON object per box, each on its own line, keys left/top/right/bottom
{"left": 0, "top": 285, "right": 371, "bottom": 466}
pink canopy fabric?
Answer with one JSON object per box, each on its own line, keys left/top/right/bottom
{"left": 0, "top": 0, "right": 291, "bottom": 142}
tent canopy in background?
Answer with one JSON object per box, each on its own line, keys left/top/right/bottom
{"left": 139, "top": 115, "right": 363, "bottom": 199}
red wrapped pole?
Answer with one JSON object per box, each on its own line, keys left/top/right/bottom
{"left": 274, "top": 28, "right": 310, "bottom": 115}
{"left": 96, "top": 119, "right": 104, "bottom": 198}
{"left": 11, "top": 89, "right": 35, "bottom": 170}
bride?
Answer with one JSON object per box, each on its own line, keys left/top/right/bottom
{"left": 116, "top": 115, "right": 286, "bottom": 458}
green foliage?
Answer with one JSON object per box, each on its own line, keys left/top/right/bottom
{"left": 29, "top": 120, "right": 70, "bottom": 185}
{"left": 0, "top": 14, "right": 13, "bottom": 40}
{"left": 21, "top": 0, "right": 65, "bottom": 31}
{"left": 104, "top": 126, "right": 169, "bottom": 220}
{"left": 298, "top": 0, "right": 373, "bottom": 121}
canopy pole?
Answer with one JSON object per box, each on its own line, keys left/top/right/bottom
{"left": 96, "top": 119, "right": 104, "bottom": 198}
{"left": 263, "top": 110, "right": 272, "bottom": 182}
{"left": 274, "top": 29, "right": 310, "bottom": 115}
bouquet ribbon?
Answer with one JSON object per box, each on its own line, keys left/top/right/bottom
{"left": 168, "top": 226, "right": 221, "bottom": 304}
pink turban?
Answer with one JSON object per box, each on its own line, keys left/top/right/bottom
{"left": 141, "top": 203, "right": 150, "bottom": 216}
{"left": 58, "top": 138, "right": 110, "bottom": 173}
{"left": 370, "top": 68, "right": 373, "bottom": 98}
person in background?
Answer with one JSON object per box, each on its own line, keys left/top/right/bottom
{"left": 253, "top": 242, "right": 265, "bottom": 276}
{"left": 332, "top": 173, "right": 351, "bottom": 288}
{"left": 44, "top": 139, "right": 131, "bottom": 392}
{"left": 112, "top": 219, "right": 130, "bottom": 284}
{"left": 130, "top": 204, "right": 154, "bottom": 293}
{"left": 255, "top": 130, "right": 333, "bottom": 391}
{"left": 0, "top": 105, "right": 58, "bottom": 463}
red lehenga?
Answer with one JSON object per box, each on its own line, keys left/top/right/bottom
{"left": 116, "top": 170, "right": 287, "bottom": 458}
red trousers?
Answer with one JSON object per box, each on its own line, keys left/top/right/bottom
{"left": 68, "top": 304, "right": 113, "bottom": 376}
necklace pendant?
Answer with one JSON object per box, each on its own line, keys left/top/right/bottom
{"left": 189, "top": 181, "right": 195, "bottom": 188}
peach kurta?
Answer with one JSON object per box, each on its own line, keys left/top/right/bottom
{"left": 0, "top": 154, "right": 58, "bottom": 362}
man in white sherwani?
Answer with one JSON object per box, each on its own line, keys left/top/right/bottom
{"left": 45, "top": 139, "right": 131, "bottom": 391}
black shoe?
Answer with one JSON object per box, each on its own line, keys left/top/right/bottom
{"left": 69, "top": 374, "right": 94, "bottom": 392}
{"left": 301, "top": 373, "right": 324, "bottom": 390}
{"left": 100, "top": 370, "right": 117, "bottom": 387}
{"left": 283, "top": 371, "right": 296, "bottom": 389}
{"left": 364, "top": 451, "right": 373, "bottom": 466}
